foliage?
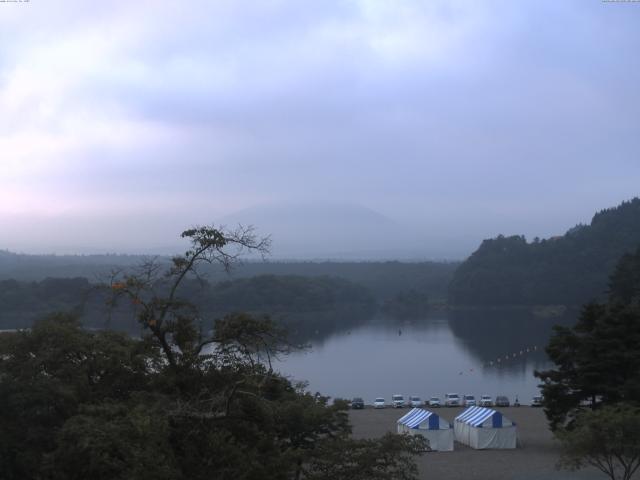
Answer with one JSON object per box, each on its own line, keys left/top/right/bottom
{"left": 205, "top": 274, "right": 376, "bottom": 339}
{"left": 1, "top": 274, "right": 379, "bottom": 339}
{"left": 304, "top": 433, "right": 427, "bottom": 480}
{"left": 0, "top": 277, "right": 90, "bottom": 328}
{"left": 380, "top": 289, "right": 430, "bottom": 319}
{"left": 609, "top": 247, "right": 640, "bottom": 307}
{"left": 537, "top": 245, "right": 640, "bottom": 432}
{"left": 449, "top": 198, "right": 640, "bottom": 306}
{"left": 0, "top": 313, "right": 159, "bottom": 480}
{"left": 208, "top": 274, "right": 374, "bottom": 313}
{"left": 536, "top": 247, "right": 640, "bottom": 431}
{"left": 48, "top": 402, "right": 180, "bottom": 480}
{"left": 0, "top": 225, "right": 424, "bottom": 480}
{"left": 0, "top": 250, "right": 458, "bottom": 304}
{"left": 557, "top": 404, "right": 640, "bottom": 480}
{"left": 536, "top": 304, "right": 640, "bottom": 430}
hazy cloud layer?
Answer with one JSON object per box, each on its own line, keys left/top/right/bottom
{"left": 1, "top": 1, "right": 639, "bottom": 257}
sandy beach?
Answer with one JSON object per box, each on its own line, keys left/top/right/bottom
{"left": 349, "top": 407, "right": 608, "bottom": 480}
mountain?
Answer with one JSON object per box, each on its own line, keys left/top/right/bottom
{"left": 448, "top": 198, "right": 640, "bottom": 306}
{"left": 221, "top": 202, "right": 432, "bottom": 260}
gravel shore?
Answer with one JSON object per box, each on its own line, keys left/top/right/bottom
{"left": 349, "top": 407, "right": 607, "bottom": 480}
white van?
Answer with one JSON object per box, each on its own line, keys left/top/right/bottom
{"left": 392, "top": 394, "right": 405, "bottom": 408}
{"left": 444, "top": 393, "right": 460, "bottom": 407}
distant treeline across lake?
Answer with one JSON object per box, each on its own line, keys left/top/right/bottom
{"left": 0, "top": 269, "right": 443, "bottom": 341}
{"left": 2, "top": 197, "right": 639, "bottom": 335}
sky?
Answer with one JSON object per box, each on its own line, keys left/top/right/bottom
{"left": 1, "top": 0, "right": 639, "bottom": 258}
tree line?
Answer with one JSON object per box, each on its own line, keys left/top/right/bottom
{"left": 449, "top": 198, "right": 640, "bottom": 306}
{"left": 0, "top": 250, "right": 457, "bottom": 302}
{"left": 0, "top": 272, "right": 437, "bottom": 340}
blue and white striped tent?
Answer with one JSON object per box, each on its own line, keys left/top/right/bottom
{"left": 454, "top": 406, "right": 516, "bottom": 449}
{"left": 397, "top": 408, "right": 453, "bottom": 451}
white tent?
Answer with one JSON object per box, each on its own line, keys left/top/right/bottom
{"left": 396, "top": 408, "right": 454, "bottom": 451}
{"left": 454, "top": 406, "right": 517, "bottom": 449}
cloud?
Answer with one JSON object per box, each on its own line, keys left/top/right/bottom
{"left": 0, "top": 0, "right": 639, "bottom": 256}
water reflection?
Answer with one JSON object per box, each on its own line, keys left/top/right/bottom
{"left": 275, "top": 309, "right": 578, "bottom": 404}
{"left": 447, "top": 308, "right": 577, "bottom": 374}
{"left": 1, "top": 304, "right": 578, "bottom": 404}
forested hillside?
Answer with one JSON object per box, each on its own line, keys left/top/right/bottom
{"left": 203, "top": 275, "right": 377, "bottom": 339}
{"left": 449, "top": 198, "right": 640, "bottom": 306}
{"left": 0, "top": 275, "right": 377, "bottom": 340}
{"left": 0, "top": 277, "right": 91, "bottom": 329}
{"left": 205, "top": 275, "right": 373, "bottom": 314}
{"left": 0, "top": 252, "right": 457, "bottom": 302}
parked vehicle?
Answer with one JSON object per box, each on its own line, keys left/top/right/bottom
{"left": 444, "top": 393, "right": 460, "bottom": 407}
{"left": 374, "top": 397, "right": 386, "bottom": 409}
{"left": 351, "top": 397, "right": 365, "bottom": 409}
{"left": 409, "top": 396, "right": 422, "bottom": 408}
{"left": 531, "top": 396, "right": 543, "bottom": 407}
{"left": 495, "top": 395, "right": 510, "bottom": 407}
{"left": 392, "top": 394, "right": 405, "bottom": 408}
{"left": 463, "top": 394, "right": 476, "bottom": 407}
{"left": 479, "top": 395, "right": 493, "bottom": 407}
{"left": 429, "top": 396, "right": 441, "bottom": 407}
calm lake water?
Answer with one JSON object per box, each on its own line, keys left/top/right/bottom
{"left": 276, "top": 310, "right": 576, "bottom": 405}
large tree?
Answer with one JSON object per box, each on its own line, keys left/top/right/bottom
{"left": 557, "top": 404, "right": 640, "bottom": 480}
{"left": 535, "top": 246, "right": 640, "bottom": 431}
{"left": 535, "top": 247, "right": 640, "bottom": 480}
{"left": 0, "top": 225, "right": 425, "bottom": 480}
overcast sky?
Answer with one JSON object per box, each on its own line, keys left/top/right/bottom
{"left": 1, "top": 0, "right": 639, "bottom": 258}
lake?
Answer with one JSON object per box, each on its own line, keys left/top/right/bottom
{"left": 276, "top": 309, "right": 576, "bottom": 405}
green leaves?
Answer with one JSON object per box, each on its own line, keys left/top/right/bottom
{"left": 536, "top": 302, "right": 640, "bottom": 430}
{"left": 1, "top": 310, "right": 423, "bottom": 480}
{"left": 303, "top": 434, "right": 426, "bottom": 480}
{"left": 47, "top": 402, "right": 181, "bottom": 480}
{"left": 1, "top": 225, "right": 422, "bottom": 480}
{"left": 536, "top": 246, "right": 640, "bottom": 432}
{"left": 0, "top": 314, "right": 158, "bottom": 479}
{"left": 557, "top": 404, "right": 640, "bottom": 480}
{"left": 449, "top": 198, "right": 640, "bottom": 306}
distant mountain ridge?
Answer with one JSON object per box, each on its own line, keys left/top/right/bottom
{"left": 448, "top": 198, "right": 640, "bottom": 306}
{"left": 221, "top": 202, "right": 435, "bottom": 259}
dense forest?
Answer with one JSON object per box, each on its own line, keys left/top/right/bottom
{"left": 0, "top": 252, "right": 457, "bottom": 302}
{"left": 448, "top": 198, "right": 640, "bottom": 306}
{"left": 206, "top": 275, "right": 375, "bottom": 313}
{"left": 0, "top": 277, "right": 91, "bottom": 329}
{"left": 0, "top": 227, "right": 424, "bottom": 480}
{"left": 536, "top": 244, "right": 640, "bottom": 428}
{"left": 0, "top": 255, "right": 457, "bottom": 339}
{"left": 380, "top": 289, "right": 431, "bottom": 319}
{"left": 202, "top": 275, "right": 377, "bottom": 339}
{"left": 0, "top": 275, "right": 377, "bottom": 340}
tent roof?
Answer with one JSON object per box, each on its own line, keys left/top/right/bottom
{"left": 397, "top": 408, "right": 437, "bottom": 428}
{"left": 455, "top": 406, "right": 509, "bottom": 427}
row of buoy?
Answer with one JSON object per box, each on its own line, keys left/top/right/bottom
{"left": 487, "top": 345, "right": 538, "bottom": 367}
{"left": 455, "top": 345, "right": 540, "bottom": 375}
